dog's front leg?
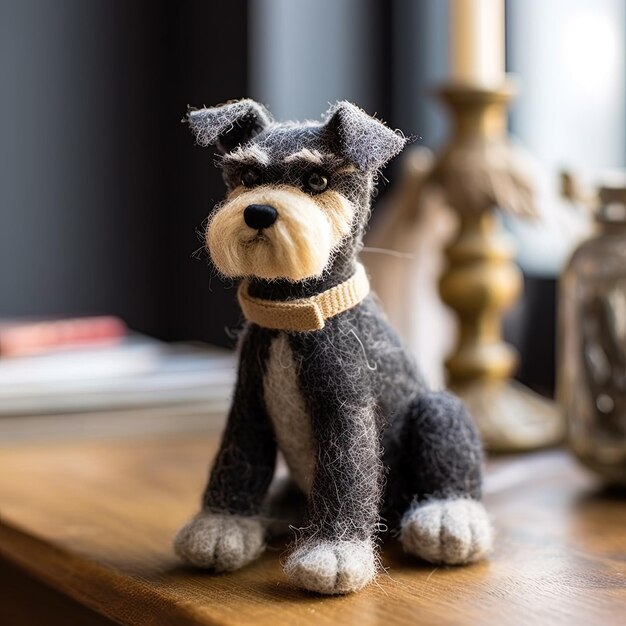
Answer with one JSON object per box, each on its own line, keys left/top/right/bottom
{"left": 284, "top": 397, "right": 382, "bottom": 595}
{"left": 174, "top": 328, "right": 277, "bottom": 572}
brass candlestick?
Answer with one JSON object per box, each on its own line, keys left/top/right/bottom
{"left": 425, "top": 81, "right": 564, "bottom": 451}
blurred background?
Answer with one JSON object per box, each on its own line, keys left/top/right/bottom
{"left": 1, "top": 0, "right": 625, "bottom": 444}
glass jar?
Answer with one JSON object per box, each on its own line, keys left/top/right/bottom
{"left": 559, "top": 184, "right": 626, "bottom": 483}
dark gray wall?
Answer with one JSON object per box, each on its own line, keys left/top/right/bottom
{"left": 391, "top": 0, "right": 449, "bottom": 148}
{"left": 0, "top": 0, "right": 247, "bottom": 343}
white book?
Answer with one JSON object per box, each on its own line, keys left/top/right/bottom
{"left": 0, "top": 336, "right": 236, "bottom": 416}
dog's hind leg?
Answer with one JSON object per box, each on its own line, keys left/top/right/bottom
{"left": 385, "top": 391, "right": 493, "bottom": 565}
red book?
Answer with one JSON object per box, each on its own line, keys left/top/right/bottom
{"left": 0, "top": 317, "right": 127, "bottom": 357}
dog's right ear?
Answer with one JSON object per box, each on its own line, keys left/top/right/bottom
{"left": 186, "top": 99, "right": 273, "bottom": 154}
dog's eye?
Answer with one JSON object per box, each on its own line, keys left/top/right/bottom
{"left": 241, "top": 168, "right": 261, "bottom": 188}
{"left": 304, "top": 171, "right": 329, "bottom": 194}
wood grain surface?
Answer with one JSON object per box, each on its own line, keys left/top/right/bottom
{"left": 0, "top": 435, "right": 625, "bottom": 626}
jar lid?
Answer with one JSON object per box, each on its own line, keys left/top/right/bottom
{"left": 598, "top": 176, "right": 626, "bottom": 224}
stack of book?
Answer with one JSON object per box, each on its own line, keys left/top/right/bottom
{"left": 0, "top": 317, "right": 236, "bottom": 443}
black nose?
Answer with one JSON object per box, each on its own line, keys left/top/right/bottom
{"left": 243, "top": 204, "right": 278, "bottom": 230}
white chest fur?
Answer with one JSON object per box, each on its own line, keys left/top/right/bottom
{"left": 263, "top": 333, "right": 316, "bottom": 493}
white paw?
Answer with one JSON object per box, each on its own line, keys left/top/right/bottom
{"left": 400, "top": 498, "right": 493, "bottom": 565}
{"left": 173, "top": 511, "right": 265, "bottom": 572}
{"left": 284, "top": 539, "right": 376, "bottom": 595}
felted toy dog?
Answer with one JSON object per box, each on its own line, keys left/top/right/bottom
{"left": 174, "top": 99, "right": 493, "bottom": 595}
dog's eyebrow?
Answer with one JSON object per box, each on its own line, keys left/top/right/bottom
{"left": 283, "top": 148, "right": 329, "bottom": 165}
{"left": 222, "top": 144, "right": 271, "bottom": 166}
{"left": 336, "top": 164, "right": 358, "bottom": 175}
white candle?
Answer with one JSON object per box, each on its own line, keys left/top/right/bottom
{"left": 450, "top": 0, "right": 505, "bottom": 86}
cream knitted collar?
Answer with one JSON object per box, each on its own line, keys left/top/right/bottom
{"left": 237, "top": 263, "right": 370, "bottom": 332}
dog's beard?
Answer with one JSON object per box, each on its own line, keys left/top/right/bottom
{"left": 206, "top": 185, "right": 355, "bottom": 281}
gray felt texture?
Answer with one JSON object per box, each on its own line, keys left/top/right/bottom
{"left": 400, "top": 498, "right": 493, "bottom": 564}
{"left": 173, "top": 511, "right": 265, "bottom": 572}
{"left": 284, "top": 539, "right": 377, "bottom": 595}
{"left": 175, "top": 99, "right": 492, "bottom": 594}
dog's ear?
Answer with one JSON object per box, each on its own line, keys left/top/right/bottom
{"left": 186, "top": 99, "right": 273, "bottom": 154}
{"left": 324, "top": 101, "right": 407, "bottom": 171}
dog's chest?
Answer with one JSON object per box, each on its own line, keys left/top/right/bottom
{"left": 263, "top": 333, "right": 316, "bottom": 493}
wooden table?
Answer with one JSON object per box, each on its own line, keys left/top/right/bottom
{"left": 1, "top": 434, "right": 625, "bottom": 625}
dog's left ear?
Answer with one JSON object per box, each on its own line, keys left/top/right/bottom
{"left": 186, "top": 99, "right": 273, "bottom": 154}
{"left": 324, "top": 101, "right": 407, "bottom": 171}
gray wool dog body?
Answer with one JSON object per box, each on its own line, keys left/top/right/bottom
{"left": 174, "top": 99, "right": 492, "bottom": 595}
